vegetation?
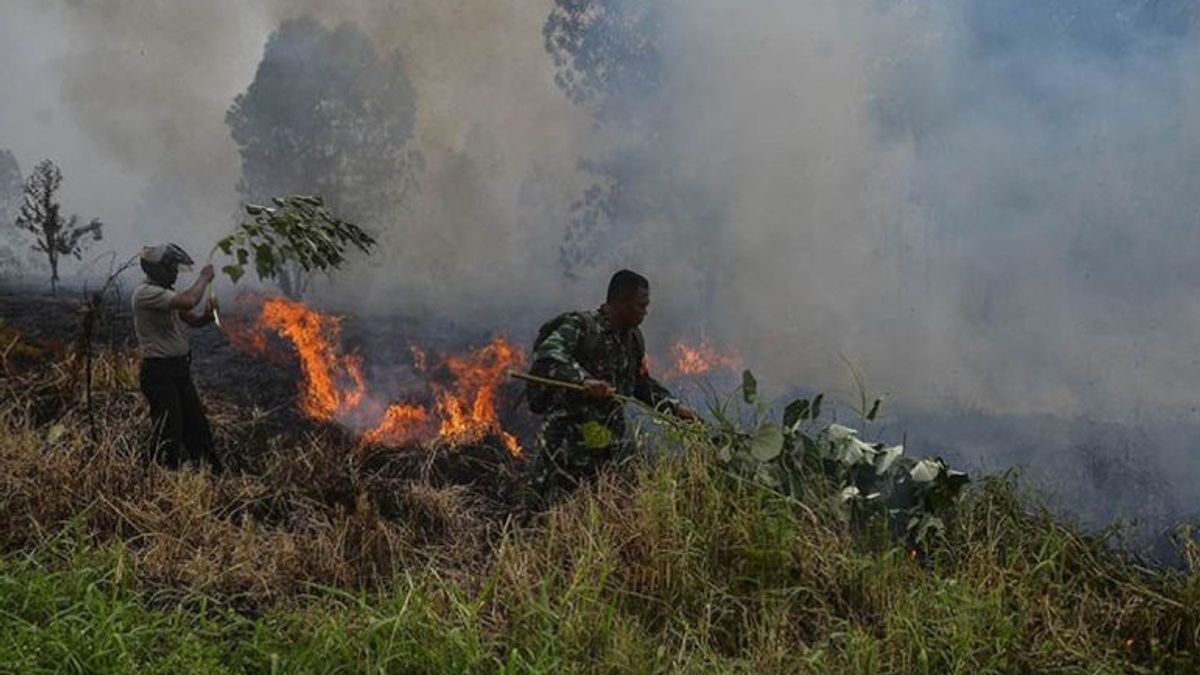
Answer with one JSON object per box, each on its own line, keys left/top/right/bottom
{"left": 226, "top": 17, "right": 420, "bottom": 223}
{"left": 214, "top": 195, "right": 377, "bottom": 287}
{"left": 226, "top": 17, "right": 420, "bottom": 298}
{"left": 1, "top": 336, "right": 1199, "bottom": 673}
{"left": 13, "top": 159, "right": 103, "bottom": 294}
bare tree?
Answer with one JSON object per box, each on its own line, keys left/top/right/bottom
{"left": 15, "top": 159, "right": 103, "bottom": 293}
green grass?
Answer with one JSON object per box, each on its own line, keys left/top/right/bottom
{"left": 3, "top": 349, "right": 1199, "bottom": 672}
{"left": 2, "top": 449, "right": 1199, "bottom": 674}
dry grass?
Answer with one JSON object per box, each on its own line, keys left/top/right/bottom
{"left": 3, "top": 346, "right": 1200, "bottom": 672}
{"left": 0, "top": 349, "right": 500, "bottom": 613}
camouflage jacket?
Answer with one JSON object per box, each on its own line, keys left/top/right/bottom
{"left": 530, "top": 308, "right": 679, "bottom": 434}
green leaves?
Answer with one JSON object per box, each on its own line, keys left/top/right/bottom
{"left": 710, "top": 372, "right": 969, "bottom": 547}
{"left": 221, "top": 265, "right": 245, "bottom": 284}
{"left": 910, "top": 459, "right": 942, "bottom": 483}
{"left": 741, "top": 370, "right": 757, "bottom": 404}
{"left": 214, "top": 194, "right": 377, "bottom": 286}
{"left": 580, "top": 421, "right": 616, "bottom": 449}
{"left": 749, "top": 422, "right": 783, "bottom": 461}
{"left": 783, "top": 393, "right": 824, "bottom": 432}
{"left": 874, "top": 445, "right": 904, "bottom": 475}
{"left": 865, "top": 398, "right": 882, "bottom": 421}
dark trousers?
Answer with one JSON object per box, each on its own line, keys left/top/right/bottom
{"left": 139, "top": 355, "right": 221, "bottom": 471}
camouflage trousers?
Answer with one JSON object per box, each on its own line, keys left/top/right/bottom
{"left": 526, "top": 414, "right": 634, "bottom": 506}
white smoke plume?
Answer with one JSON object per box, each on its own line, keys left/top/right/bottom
{"left": 1, "top": 0, "right": 1199, "bottom": 432}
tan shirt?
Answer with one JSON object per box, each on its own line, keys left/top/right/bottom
{"left": 132, "top": 283, "right": 190, "bottom": 359}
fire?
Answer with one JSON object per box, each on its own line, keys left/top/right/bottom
{"left": 226, "top": 295, "right": 525, "bottom": 455}
{"left": 434, "top": 335, "right": 525, "bottom": 456}
{"left": 362, "top": 402, "right": 429, "bottom": 446}
{"left": 225, "top": 296, "right": 741, "bottom": 458}
{"left": 257, "top": 298, "right": 367, "bottom": 420}
{"left": 668, "top": 338, "right": 743, "bottom": 377}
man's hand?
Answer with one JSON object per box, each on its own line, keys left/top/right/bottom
{"left": 581, "top": 378, "right": 616, "bottom": 399}
{"left": 169, "top": 264, "right": 216, "bottom": 311}
{"left": 675, "top": 405, "right": 700, "bottom": 422}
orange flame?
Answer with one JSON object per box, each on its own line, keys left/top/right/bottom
{"left": 362, "top": 402, "right": 429, "bottom": 446}
{"left": 435, "top": 335, "right": 525, "bottom": 456}
{"left": 226, "top": 295, "right": 525, "bottom": 455}
{"left": 257, "top": 297, "right": 367, "bottom": 420}
{"left": 668, "top": 338, "right": 743, "bottom": 377}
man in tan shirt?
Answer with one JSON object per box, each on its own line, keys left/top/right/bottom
{"left": 132, "top": 243, "right": 221, "bottom": 471}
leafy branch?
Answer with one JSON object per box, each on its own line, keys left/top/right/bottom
{"left": 213, "top": 195, "right": 376, "bottom": 285}
{"left": 706, "top": 370, "right": 970, "bottom": 545}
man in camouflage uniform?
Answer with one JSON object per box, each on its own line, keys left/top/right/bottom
{"left": 527, "top": 270, "right": 698, "bottom": 502}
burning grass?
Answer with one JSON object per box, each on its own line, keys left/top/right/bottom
{"left": 4, "top": 329, "right": 1200, "bottom": 671}
{"left": 0, "top": 348, "right": 515, "bottom": 611}
{"left": 223, "top": 295, "right": 528, "bottom": 455}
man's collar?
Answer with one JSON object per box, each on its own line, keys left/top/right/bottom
{"left": 596, "top": 304, "right": 629, "bottom": 334}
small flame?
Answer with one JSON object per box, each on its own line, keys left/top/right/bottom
{"left": 363, "top": 402, "right": 429, "bottom": 446}
{"left": 668, "top": 338, "right": 743, "bottom": 377}
{"left": 435, "top": 335, "right": 525, "bottom": 456}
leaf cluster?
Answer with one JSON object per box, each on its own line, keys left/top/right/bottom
{"left": 215, "top": 195, "right": 376, "bottom": 284}
{"left": 543, "top": 0, "right": 664, "bottom": 113}
{"left": 707, "top": 370, "right": 970, "bottom": 545}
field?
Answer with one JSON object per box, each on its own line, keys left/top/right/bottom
{"left": 2, "top": 289, "right": 1200, "bottom": 673}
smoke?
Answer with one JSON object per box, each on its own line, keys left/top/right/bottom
{"left": 561, "top": 0, "right": 1200, "bottom": 427}
{"left": 0, "top": 1, "right": 272, "bottom": 261}
{"left": 4, "top": 1, "right": 1200, "bottom": 532}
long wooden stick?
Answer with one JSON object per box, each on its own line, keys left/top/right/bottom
{"left": 508, "top": 369, "right": 583, "bottom": 391}
{"left": 507, "top": 370, "right": 698, "bottom": 431}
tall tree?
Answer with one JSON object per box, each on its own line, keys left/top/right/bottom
{"left": 227, "top": 18, "right": 420, "bottom": 229}
{"left": 544, "top": 0, "right": 723, "bottom": 316}
{"left": 543, "top": 0, "right": 664, "bottom": 122}
{"left": 226, "top": 18, "right": 421, "bottom": 297}
{"left": 15, "top": 159, "right": 103, "bottom": 293}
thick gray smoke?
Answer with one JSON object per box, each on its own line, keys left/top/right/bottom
{"left": 3, "top": 0, "right": 1200, "bottom": 541}
{"left": 0, "top": 1, "right": 270, "bottom": 261}
{"left": 615, "top": 0, "right": 1200, "bottom": 423}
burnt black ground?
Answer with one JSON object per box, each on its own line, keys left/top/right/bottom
{"left": 6, "top": 281, "right": 1198, "bottom": 561}
{"left": 0, "top": 280, "right": 535, "bottom": 476}
{"left": 0, "top": 283, "right": 297, "bottom": 411}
